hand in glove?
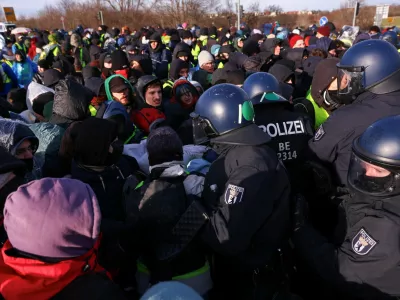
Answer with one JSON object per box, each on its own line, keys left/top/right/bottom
{"left": 293, "top": 194, "right": 308, "bottom": 232}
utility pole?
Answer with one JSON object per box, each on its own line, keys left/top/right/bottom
{"left": 352, "top": 1, "right": 360, "bottom": 26}
{"left": 99, "top": 11, "right": 104, "bottom": 25}
{"left": 237, "top": 0, "right": 240, "bottom": 28}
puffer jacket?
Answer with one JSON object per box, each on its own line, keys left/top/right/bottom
{"left": 146, "top": 45, "right": 171, "bottom": 79}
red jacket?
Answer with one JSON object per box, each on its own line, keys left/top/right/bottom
{"left": 0, "top": 239, "right": 106, "bottom": 300}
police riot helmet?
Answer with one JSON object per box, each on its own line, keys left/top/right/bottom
{"left": 242, "top": 72, "right": 288, "bottom": 105}
{"left": 348, "top": 115, "right": 400, "bottom": 196}
{"left": 191, "top": 83, "right": 270, "bottom": 145}
{"left": 337, "top": 40, "right": 400, "bottom": 97}
{"left": 380, "top": 30, "right": 398, "bottom": 47}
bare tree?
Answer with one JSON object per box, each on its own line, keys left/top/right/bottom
{"left": 266, "top": 4, "right": 283, "bottom": 15}
{"left": 103, "top": 0, "right": 143, "bottom": 12}
{"left": 225, "top": 0, "right": 233, "bottom": 13}
{"left": 247, "top": 1, "right": 260, "bottom": 13}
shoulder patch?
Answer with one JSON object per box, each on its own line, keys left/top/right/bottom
{"left": 352, "top": 228, "right": 377, "bottom": 256}
{"left": 224, "top": 184, "right": 244, "bottom": 205}
{"left": 314, "top": 125, "right": 325, "bottom": 141}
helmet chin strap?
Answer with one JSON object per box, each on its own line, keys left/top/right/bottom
{"left": 323, "top": 90, "right": 341, "bottom": 109}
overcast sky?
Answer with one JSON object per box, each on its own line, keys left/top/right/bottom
{"left": 0, "top": 0, "right": 395, "bottom": 17}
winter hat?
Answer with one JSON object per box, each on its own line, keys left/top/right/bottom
{"left": 109, "top": 76, "right": 129, "bottom": 94}
{"left": 147, "top": 126, "right": 183, "bottom": 167}
{"left": 182, "top": 22, "right": 188, "bottom": 30}
{"left": 32, "top": 92, "right": 54, "bottom": 116}
{"left": 190, "top": 81, "right": 204, "bottom": 94}
{"left": 289, "top": 35, "right": 304, "bottom": 48}
{"left": 198, "top": 50, "right": 214, "bottom": 67}
{"left": 4, "top": 178, "right": 101, "bottom": 258}
{"left": 242, "top": 39, "right": 260, "bottom": 56}
{"left": 169, "top": 59, "right": 190, "bottom": 81}
{"left": 219, "top": 45, "right": 233, "bottom": 54}
{"left": 210, "top": 44, "right": 221, "bottom": 57}
{"left": 199, "top": 27, "right": 209, "bottom": 36}
{"left": 252, "top": 29, "right": 262, "bottom": 35}
{"left": 149, "top": 33, "right": 162, "bottom": 43}
{"left": 111, "top": 50, "right": 129, "bottom": 71}
{"left": 85, "top": 77, "right": 105, "bottom": 96}
{"left": 38, "top": 59, "right": 50, "bottom": 70}
{"left": 70, "top": 33, "right": 82, "bottom": 48}
{"left": 243, "top": 56, "right": 263, "bottom": 73}
{"left": 43, "top": 69, "right": 65, "bottom": 88}
{"left": 226, "top": 70, "right": 245, "bottom": 85}
{"left": 182, "top": 30, "right": 192, "bottom": 40}
{"left": 311, "top": 58, "right": 341, "bottom": 106}
{"left": 140, "top": 282, "right": 202, "bottom": 300}
{"left": 317, "top": 26, "right": 330, "bottom": 37}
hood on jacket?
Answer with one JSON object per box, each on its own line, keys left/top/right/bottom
{"left": 148, "top": 33, "right": 163, "bottom": 53}
{"left": 268, "top": 63, "right": 294, "bottom": 83}
{"left": 260, "top": 38, "right": 280, "bottom": 53}
{"left": 315, "top": 37, "right": 332, "bottom": 52}
{"left": 89, "top": 44, "right": 102, "bottom": 61}
{"left": 26, "top": 82, "right": 55, "bottom": 113}
{"left": 103, "top": 100, "right": 134, "bottom": 141}
{"left": 169, "top": 59, "right": 190, "bottom": 81}
{"left": 0, "top": 178, "right": 103, "bottom": 300}
{"left": 50, "top": 79, "right": 94, "bottom": 125}
{"left": 128, "top": 54, "right": 153, "bottom": 75}
{"left": 171, "top": 79, "right": 199, "bottom": 109}
{"left": 302, "top": 55, "right": 324, "bottom": 77}
{"left": 172, "top": 42, "right": 191, "bottom": 60}
{"left": 0, "top": 119, "right": 39, "bottom": 155}
{"left": 282, "top": 48, "right": 305, "bottom": 69}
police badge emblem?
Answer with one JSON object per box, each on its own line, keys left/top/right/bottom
{"left": 224, "top": 184, "right": 244, "bottom": 204}
{"left": 352, "top": 228, "right": 377, "bottom": 256}
{"left": 314, "top": 125, "right": 325, "bottom": 141}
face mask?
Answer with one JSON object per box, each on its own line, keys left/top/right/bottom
{"left": 115, "top": 69, "right": 129, "bottom": 79}
{"left": 142, "top": 37, "right": 149, "bottom": 44}
{"left": 184, "top": 39, "right": 192, "bottom": 46}
{"left": 86, "top": 34, "right": 91, "bottom": 39}
{"left": 20, "top": 158, "right": 34, "bottom": 171}
{"left": 226, "top": 33, "right": 231, "bottom": 39}
{"left": 106, "top": 140, "right": 124, "bottom": 166}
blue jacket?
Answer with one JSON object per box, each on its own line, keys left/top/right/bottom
{"left": 12, "top": 58, "right": 37, "bottom": 88}
{"left": 145, "top": 45, "right": 171, "bottom": 79}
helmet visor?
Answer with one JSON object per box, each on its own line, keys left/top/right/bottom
{"left": 191, "top": 113, "right": 218, "bottom": 145}
{"left": 337, "top": 66, "right": 365, "bottom": 96}
{"left": 348, "top": 153, "right": 396, "bottom": 195}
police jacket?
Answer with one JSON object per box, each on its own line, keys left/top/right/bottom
{"left": 130, "top": 162, "right": 207, "bottom": 280}
{"left": 293, "top": 190, "right": 400, "bottom": 299}
{"left": 254, "top": 104, "right": 314, "bottom": 192}
{"left": 309, "top": 91, "right": 400, "bottom": 186}
{"left": 201, "top": 144, "right": 291, "bottom": 271}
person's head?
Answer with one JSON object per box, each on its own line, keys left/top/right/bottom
{"left": 310, "top": 48, "right": 328, "bottom": 58}
{"left": 14, "top": 50, "right": 25, "bottom": 63}
{"left": 144, "top": 82, "right": 162, "bottom": 107}
{"left": 316, "top": 26, "right": 330, "bottom": 38}
{"left": 7, "top": 88, "right": 27, "bottom": 113}
{"left": 109, "top": 76, "right": 131, "bottom": 106}
{"left": 182, "top": 30, "right": 193, "bottom": 46}
{"left": 289, "top": 35, "right": 305, "bottom": 49}
{"left": 111, "top": 49, "right": 130, "bottom": 78}
{"left": 103, "top": 53, "right": 112, "bottom": 69}
{"left": 369, "top": 25, "right": 381, "bottom": 35}
{"left": 149, "top": 33, "right": 162, "bottom": 50}
{"left": 198, "top": 50, "right": 215, "bottom": 73}
{"left": 72, "top": 118, "right": 122, "bottom": 167}
{"left": 146, "top": 126, "right": 183, "bottom": 167}
{"left": 0, "top": 119, "right": 39, "bottom": 170}
{"left": 169, "top": 59, "right": 190, "bottom": 81}
{"left": 3, "top": 178, "right": 101, "bottom": 266}
{"left": 348, "top": 115, "right": 400, "bottom": 196}
{"left": 37, "top": 59, "right": 50, "bottom": 74}
{"left": 43, "top": 69, "right": 65, "bottom": 89}
{"left": 173, "top": 80, "right": 200, "bottom": 109}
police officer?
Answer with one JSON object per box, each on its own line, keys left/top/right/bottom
{"left": 243, "top": 72, "right": 314, "bottom": 193}
{"left": 192, "top": 84, "right": 292, "bottom": 299}
{"left": 293, "top": 115, "right": 400, "bottom": 299}
{"left": 309, "top": 40, "right": 400, "bottom": 186}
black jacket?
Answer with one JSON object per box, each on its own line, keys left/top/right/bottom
{"left": 254, "top": 104, "right": 314, "bottom": 193}
{"left": 129, "top": 164, "right": 207, "bottom": 281}
{"left": 293, "top": 190, "right": 400, "bottom": 299}
{"left": 201, "top": 143, "right": 291, "bottom": 271}
{"left": 309, "top": 91, "right": 400, "bottom": 185}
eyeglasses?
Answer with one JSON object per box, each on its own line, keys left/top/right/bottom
{"left": 15, "top": 144, "right": 35, "bottom": 156}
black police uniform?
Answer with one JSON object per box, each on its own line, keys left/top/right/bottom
{"left": 294, "top": 115, "right": 400, "bottom": 299}
{"left": 202, "top": 143, "right": 291, "bottom": 299}
{"left": 255, "top": 105, "right": 314, "bottom": 191}
{"left": 309, "top": 91, "right": 400, "bottom": 185}
{"left": 192, "top": 83, "right": 292, "bottom": 299}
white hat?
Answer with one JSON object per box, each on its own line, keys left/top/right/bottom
{"left": 198, "top": 50, "right": 214, "bottom": 67}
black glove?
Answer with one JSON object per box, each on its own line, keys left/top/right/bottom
{"left": 293, "top": 194, "right": 308, "bottom": 232}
